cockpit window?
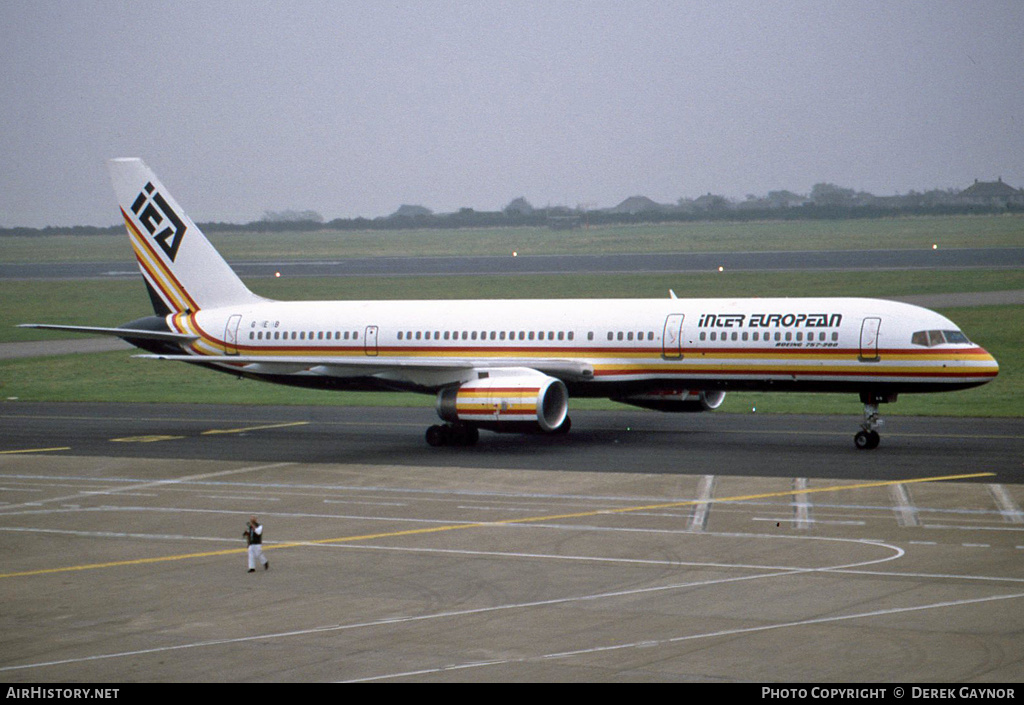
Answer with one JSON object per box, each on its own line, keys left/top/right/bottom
{"left": 911, "top": 329, "right": 971, "bottom": 347}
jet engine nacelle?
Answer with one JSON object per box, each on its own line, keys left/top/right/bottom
{"left": 437, "top": 372, "right": 569, "bottom": 432}
{"left": 615, "top": 388, "right": 726, "bottom": 413}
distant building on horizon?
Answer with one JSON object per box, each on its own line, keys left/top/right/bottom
{"left": 607, "top": 195, "right": 672, "bottom": 215}
{"left": 388, "top": 204, "right": 434, "bottom": 219}
{"left": 504, "top": 197, "right": 535, "bottom": 216}
{"left": 957, "top": 178, "right": 1024, "bottom": 208}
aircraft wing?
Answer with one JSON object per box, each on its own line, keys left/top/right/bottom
{"left": 134, "top": 353, "right": 594, "bottom": 384}
{"left": 18, "top": 324, "right": 199, "bottom": 343}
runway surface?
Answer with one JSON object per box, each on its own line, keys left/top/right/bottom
{"left": 2, "top": 403, "right": 1023, "bottom": 682}
{"left": 4, "top": 246, "right": 1023, "bottom": 279}
{"left": 2, "top": 402, "right": 1023, "bottom": 479}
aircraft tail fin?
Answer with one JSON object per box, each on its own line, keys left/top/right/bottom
{"left": 108, "top": 158, "right": 263, "bottom": 315}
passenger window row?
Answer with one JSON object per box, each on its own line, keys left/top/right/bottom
{"left": 700, "top": 331, "right": 839, "bottom": 343}
{"left": 606, "top": 331, "right": 656, "bottom": 342}
{"left": 394, "top": 330, "right": 660, "bottom": 343}
{"left": 250, "top": 330, "right": 359, "bottom": 341}
{"left": 246, "top": 327, "right": 655, "bottom": 345}
{"left": 397, "top": 330, "right": 576, "bottom": 342}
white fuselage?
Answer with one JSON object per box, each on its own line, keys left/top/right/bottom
{"left": 170, "top": 296, "right": 998, "bottom": 397}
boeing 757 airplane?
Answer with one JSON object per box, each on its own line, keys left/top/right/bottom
{"left": 22, "top": 159, "right": 999, "bottom": 449}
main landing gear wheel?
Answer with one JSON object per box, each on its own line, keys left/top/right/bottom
{"left": 854, "top": 429, "right": 880, "bottom": 450}
{"left": 425, "top": 424, "right": 447, "bottom": 447}
{"left": 425, "top": 422, "right": 479, "bottom": 447}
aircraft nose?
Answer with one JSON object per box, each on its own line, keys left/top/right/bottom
{"left": 979, "top": 347, "right": 999, "bottom": 379}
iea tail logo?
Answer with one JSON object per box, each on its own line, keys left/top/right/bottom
{"left": 130, "top": 182, "right": 187, "bottom": 261}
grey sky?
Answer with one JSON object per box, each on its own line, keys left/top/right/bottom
{"left": 2, "top": 0, "right": 1022, "bottom": 227}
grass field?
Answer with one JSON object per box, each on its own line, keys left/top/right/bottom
{"left": 2, "top": 213, "right": 1022, "bottom": 263}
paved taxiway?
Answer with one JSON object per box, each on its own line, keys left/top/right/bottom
{"left": 1, "top": 403, "right": 1023, "bottom": 682}
{"left": 2, "top": 403, "right": 1023, "bottom": 479}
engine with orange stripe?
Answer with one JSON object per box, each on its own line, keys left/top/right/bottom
{"left": 436, "top": 373, "right": 569, "bottom": 433}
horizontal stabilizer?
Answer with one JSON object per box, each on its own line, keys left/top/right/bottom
{"left": 19, "top": 324, "right": 199, "bottom": 343}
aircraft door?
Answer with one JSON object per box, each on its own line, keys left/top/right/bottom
{"left": 662, "top": 314, "right": 685, "bottom": 359}
{"left": 224, "top": 314, "right": 242, "bottom": 355}
{"left": 364, "top": 325, "right": 379, "bottom": 356}
{"left": 859, "top": 317, "right": 881, "bottom": 362}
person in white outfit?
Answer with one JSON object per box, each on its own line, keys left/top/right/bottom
{"left": 244, "top": 516, "right": 269, "bottom": 573}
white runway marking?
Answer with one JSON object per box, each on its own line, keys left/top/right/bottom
{"left": 0, "top": 463, "right": 294, "bottom": 513}
{"left": 201, "top": 495, "right": 280, "bottom": 502}
{"left": 687, "top": 475, "right": 715, "bottom": 532}
{"left": 890, "top": 483, "right": 920, "bottom": 527}
{"left": 921, "top": 524, "right": 1024, "bottom": 533}
{"left": 0, "top": 526, "right": 238, "bottom": 543}
{"left": 988, "top": 484, "right": 1024, "bottom": 524}
{"left": 324, "top": 498, "right": 408, "bottom": 507}
{"left": 793, "top": 477, "right": 811, "bottom": 529}
{"left": 753, "top": 517, "right": 865, "bottom": 526}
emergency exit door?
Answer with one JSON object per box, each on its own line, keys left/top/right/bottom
{"left": 364, "top": 325, "right": 379, "bottom": 356}
{"left": 662, "top": 314, "right": 684, "bottom": 359}
{"left": 859, "top": 317, "right": 881, "bottom": 362}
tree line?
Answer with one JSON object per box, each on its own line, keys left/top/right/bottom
{"left": 2, "top": 181, "right": 1020, "bottom": 237}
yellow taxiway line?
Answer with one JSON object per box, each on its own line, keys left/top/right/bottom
{"left": 201, "top": 421, "right": 309, "bottom": 435}
{"left": 0, "top": 447, "right": 72, "bottom": 455}
{"left": 0, "top": 471, "right": 995, "bottom": 580}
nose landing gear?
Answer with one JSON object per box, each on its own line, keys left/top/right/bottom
{"left": 854, "top": 393, "right": 896, "bottom": 450}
